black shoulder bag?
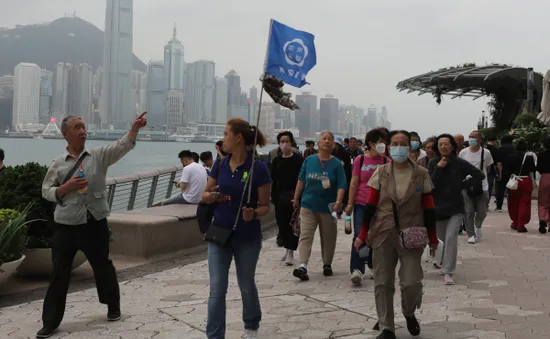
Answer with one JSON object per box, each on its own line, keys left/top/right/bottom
{"left": 197, "top": 160, "right": 223, "bottom": 234}
{"left": 57, "top": 153, "right": 89, "bottom": 206}
{"left": 203, "top": 162, "right": 252, "bottom": 247}
{"left": 467, "top": 148, "right": 484, "bottom": 197}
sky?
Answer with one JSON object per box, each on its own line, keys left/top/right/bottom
{"left": 2, "top": 0, "right": 549, "bottom": 138}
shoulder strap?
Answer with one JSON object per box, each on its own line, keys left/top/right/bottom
{"left": 480, "top": 148, "right": 485, "bottom": 170}
{"left": 383, "top": 156, "right": 387, "bottom": 164}
{"left": 62, "top": 153, "right": 89, "bottom": 185}
{"left": 518, "top": 152, "right": 528, "bottom": 175}
{"left": 392, "top": 200, "right": 400, "bottom": 230}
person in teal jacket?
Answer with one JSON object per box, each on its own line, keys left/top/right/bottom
{"left": 292, "top": 131, "right": 347, "bottom": 281}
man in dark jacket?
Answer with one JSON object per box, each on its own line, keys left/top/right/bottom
{"left": 332, "top": 136, "right": 352, "bottom": 215}
{"left": 495, "top": 135, "right": 516, "bottom": 212}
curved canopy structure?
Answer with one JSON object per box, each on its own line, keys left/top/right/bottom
{"left": 396, "top": 64, "right": 543, "bottom": 103}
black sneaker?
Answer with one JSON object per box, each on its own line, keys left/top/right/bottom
{"left": 405, "top": 315, "right": 421, "bottom": 336}
{"left": 373, "top": 321, "right": 380, "bottom": 330}
{"left": 293, "top": 267, "right": 309, "bottom": 281}
{"left": 539, "top": 220, "right": 547, "bottom": 234}
{"left": 323, "top": 265, "right": 333, "bottom": 276}
{"left": 107, "top": 304, "right": 121, "bottom": 321}
{"left": 511, "top": 223, "right": 517, "bottom": 230}
{"left": 36, "top": 327, "right": 57, "bottom": 338}
{"left": 376, "top": 329, "right": 396, "bottom": 339}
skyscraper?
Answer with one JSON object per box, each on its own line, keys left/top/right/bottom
{"left": 164, "top": 24, "right": 185, "bottom": 91}
{"left": 67, "top": 64, "right": 93, "bottom": 123}
{"left": 213, "top": 77, "right": 228, "bottom": 124}
{"left": 0, "top": 75, "right": 14, "bottom": 131}
{"left": 166, "top": 89, "right": 184, "bottom": 128}
{"left": 39, "top": 69, "right": 53, "bottom": 123}
{"left": 319, "top": 95, "right": 338, "bottom": 132}
{"left": 146, "top": 60, "right": 166, "bottom": 127}
{"left": 52, "top": 62, "right": 70, "bottom": 117}
{"left": 185, "top": 60, "right": 215, "bottom": 123}
{"left": 295, "top": 92, "right": 318, "bottom": 138}
{"left": 101, "top": 0, "right": 134, "bottom": 129}
{"left": 366, "top": 105, "right": 377, "bottom": 130}
{"left": 12, "top": 63, "right": 40, "bottom": 130}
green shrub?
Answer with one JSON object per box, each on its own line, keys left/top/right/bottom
{"left": 0, "top": 163, "right": 54, "bottom": 248}
{"left": 0, "top": 207, "right": 29, "bottom": 266}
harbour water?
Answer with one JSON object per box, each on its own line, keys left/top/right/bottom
{"left": 0, "top": 137, "right": 277, "bottom": 178}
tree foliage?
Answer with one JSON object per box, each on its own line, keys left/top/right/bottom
{"left": 511, "top": 113, "right": 550, "bottom": 151}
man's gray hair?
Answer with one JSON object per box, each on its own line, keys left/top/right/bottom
{"left": 61, "top": 116, "right": 82, "bottom": 132}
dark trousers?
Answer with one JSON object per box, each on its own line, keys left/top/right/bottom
{"left": 42, "top": 216, "right": 120, "bottom": 329}
{"left": 495, "top": 179, "right": 508, "bottom": 210}
{"left": 274, "top": 201, "right": 298, "bottom": 250}
{"left": 488, "top": 174, "right": 496, "bottom": 205}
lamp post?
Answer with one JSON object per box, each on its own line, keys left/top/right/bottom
{"left": 527, "top": 67, "right": 534, "bottom": 114}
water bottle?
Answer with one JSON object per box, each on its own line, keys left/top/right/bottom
{"left": 344, "top": 214, "right": 352, "bottom": 235}
{"left": 77, "top": 169, "right": 88, "bottom": 195}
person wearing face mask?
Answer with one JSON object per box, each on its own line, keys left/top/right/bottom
{"left": 458, "top": 131, "right": 494, "bottom": 244}
{"left": 409, "top": 132, "right": 426, "bottom": 162}
{"left": 161, "top": 150, "right": 208, "bottom": 205}
{"left": 345, "top": 128, "right": 390, "bottom": 286}
{"left": 270, "top": 131, "right": 303, "bottom": 265}
{"left": 354, "top": 130, "right": 438, "bottom": 339}
{"left": 428, "top": 134, "right": 484, "bottom": 285}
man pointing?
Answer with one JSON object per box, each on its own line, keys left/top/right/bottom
{"left": 37, "top": 112, "right": 147, "bottom": 338}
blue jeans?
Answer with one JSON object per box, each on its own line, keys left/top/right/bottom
{"left": 206, "top": 238, "right": 262, "bottom": 339}
{"left": 350, "top": 204, "right": 366, "bottom": 274}
{"left": 161, "top": 193, "right": 190, "bottom": 205}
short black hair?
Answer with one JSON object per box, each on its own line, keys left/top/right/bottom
{"left": 500, "top": 134, "right": 514, "bottom": 145}
{"left": 410, "top": 131, "right": 422, "bottom": 143}
{"left": 305, "top": 140, "right": 315, "bottom": 146}
{"left": 200, "top": 151, "right": 213, "bottom": 162}
{"left": 349, "top": 137, "right": 357, "bottom": 141}
{"left": 343, "top": 138, "right": 349, "bottom": 143}
{"left": 178, "top": 150, "right": 194, "bottom": 159}
{"left": 434, "top": 133, "right": 459, "bottom": 156}
{"left": 516, "top": 139, "right": 528, "bottom": 152}
{"left": 364, "top": 128, "right": 387, "bottom": 150}
{"left": 388, "top": 130, "right": 411, "bottom": 145}
{"left": 487, "top": 135, "right": 497, "bottom": 142}
{"left": 192, "top": 152, "right": 199, "bottom": 163}
{"left": 0, "top": 148, "right": 4, "bottom": 161}
{"left": 277, "top": 131, "right": 295, "bottom": 144}
{"left": 216, "top": 140, "right": 223, "bottom": 148}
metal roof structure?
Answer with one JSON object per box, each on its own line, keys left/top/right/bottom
{"left": 396, "top": 64, "right": 543, "bottom": 101}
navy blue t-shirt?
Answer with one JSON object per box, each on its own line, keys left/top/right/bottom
{"left": 210, "top": 154, "right": 272, "bottom": 241}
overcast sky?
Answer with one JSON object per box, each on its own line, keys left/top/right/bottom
{"left": 2, "top": 0, "right": 548, "bottom": 138}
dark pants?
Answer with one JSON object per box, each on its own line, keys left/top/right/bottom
{"left": 42, "top": 216, "right": 120, "bottom": 329}
{"left": 350, "top": 204, "right": 372, "bottom": 274}
{"left": 495, "top": 178, "right": 508, "bottom": 210}
{"left": 488, "top": 174, "right": 496, "bottom": 205}
{"left": 274, "top": 201, "right": 299, "bottom": 250}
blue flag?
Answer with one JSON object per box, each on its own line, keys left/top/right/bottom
{"left": 264, "top": 20, "right": 317, "bottom": 88}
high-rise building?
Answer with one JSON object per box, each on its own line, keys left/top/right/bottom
{"left": 295, "top": 92, "right": 318, "bottom": 138}
{"left": 67, "top": 64, "right": 93, "bottom": 123}
{"left": 213, "top": 77, "right": 228, "bottom": 124}
{"left": 166, "top": 89, "right": 184, "bottom": 128}
{"left": 12, "top": 63, "right": 41, "bottom": 130}
{"left": 258, "top": 102, "right": 275, "bottom": 138}
{"left": 164, "top": 24, "right": 185, "bottom": 91}
{"left": 225, "top": 70, "right": 248, "bottom": 120}
{"left": 319, "top": 94, "right": 339, "bottom": 132}
{"left": 39, "top": 69, "right": 53, "bottom": 123}
{"left": 249, "top": 86, "right": 259, "bottom": 124}
{"left": 0, "top": 75, "right": 14, "bottom": 99}
{"left": 52, "top": 62, "right": 70, "bottom": 117}
{"left": 131, "top": 70, "right": 147, "bottom": 116}
{"left": 146, "top": 60, "right": 166, "bottom": 127}
{"left": 185, "top": 60, "right": 215, "bottom": 123}
{"left": 101, "top": 0, "right": 134, "bottom": 129}
{"left": 366, "top": 105, "right": 377, "bottom": 130}
{"left": 0, "top": 75, "right": 14, "bottom": 131}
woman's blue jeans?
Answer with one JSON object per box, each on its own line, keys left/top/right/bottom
{"left": 206, "top": 238, "right": 262, "bottom": 339}
{"left": 350, "top": 204, "right": 369, "bottom": 274}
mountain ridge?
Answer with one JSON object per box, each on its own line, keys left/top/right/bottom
{"left": 0, "top": 16, "right": 146, "bottom": 75}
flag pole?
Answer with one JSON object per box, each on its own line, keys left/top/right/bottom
{"left": 246, "top": 19, "right": 273, "bottom": 205}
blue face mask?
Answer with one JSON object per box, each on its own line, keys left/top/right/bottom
{"left": 390, "top": 146, "right": 410, "bottom": 163}
{"left": 411, "top": 141, "right": 420, "bottom": 150}
{"left": 469, "top": 138, "right": 478, "bottom": 147}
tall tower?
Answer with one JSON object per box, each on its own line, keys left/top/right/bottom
{"left": 12, "top": 63, "right": 41, "bottom": 131}
{"left": 164, "top": 23, "right": 185, "bottom": 91}
{"left": 101, "top": 0, "right": 134, "bottom": 129}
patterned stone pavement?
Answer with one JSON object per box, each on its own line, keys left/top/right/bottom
{"left": 1, "top": 206, "right": 550, "bottom": 339}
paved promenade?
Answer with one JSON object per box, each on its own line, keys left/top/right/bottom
{"left": 1, "top": 206, "right": 550, "bottom": 339}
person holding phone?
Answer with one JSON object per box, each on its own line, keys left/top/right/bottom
{"left": 428, "top": 134, "right": 484, "bottom": 285}
{"left": 161, "top": 150, "right": 207, "bottom": 205}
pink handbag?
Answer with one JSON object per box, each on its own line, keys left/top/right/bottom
{"left": 392, "top": 201, "right": 429, "bottom": 249}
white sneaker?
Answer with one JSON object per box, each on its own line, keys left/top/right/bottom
{"left": 364, "top": 268, "right": 374, "bottom": 280}
{"left": 284, "top": 250, "right": 294, "bottom": 266}
{"left": 444, "top": 274, "right": 455, "bottom": 285}
{"left": 467, "top": 236, "right": 476, "bottom": 244}
{"left": 351, "top": 269, "right": 363, "bottom": 286}
{"left": 243, "top": 329, "right": 258, "bottom": 339}
{"left": 475, "top": 228, "right": 482, "bottom": 239}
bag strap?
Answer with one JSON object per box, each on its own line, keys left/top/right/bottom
{"left": 62, "top": 153, "right": 89, "bottom": 185}
{"left": 480, "top": 147, "right": 485, "bottom": 170}
{"left": 518, "top": 152, "right": 528, "bottom": 175}
{"left": 231, "top": 160, "right": 254, "bottom": 231}
{"left": 392, "top": 200, "right": 400, "bottom": 231}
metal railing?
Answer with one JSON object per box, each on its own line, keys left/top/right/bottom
{"left": 106, "top": 165, "right": 183, "bottom": 212}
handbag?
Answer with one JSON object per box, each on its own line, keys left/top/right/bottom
{"left": 203, "top": 162, "right": 252, "bottom": 247}
{"left": 290, "top": 207, "right": 301, "bottom": 236}
{"left": 506, "top": 153, "right": 527, "bottom": 191}
{"left": 467, "top": 148, "right": 485, "bottom": 197}
{"left": 392, "top": 200, "right": 429, "bottom": 250}
{"left": 196, "top": 160, "right": 223, "bottom": 234}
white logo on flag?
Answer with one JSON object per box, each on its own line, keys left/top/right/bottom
{"left": 283, "top": 38, "right": 308, "bottom": 67}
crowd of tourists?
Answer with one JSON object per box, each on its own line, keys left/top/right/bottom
{"left": 35, "top": 111, "right": 550, "bottom": 339}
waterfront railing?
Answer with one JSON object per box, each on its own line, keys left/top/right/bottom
{"left": 106, "top": 165, "right": 183, "bottom": 211}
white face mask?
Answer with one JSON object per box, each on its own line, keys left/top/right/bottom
{"left": 375, "top": 143, "right": 386, "bottom": 154}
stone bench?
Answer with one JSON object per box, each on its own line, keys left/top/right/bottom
{"left": 108, "top": 204, "right": 276, "bottom": 258}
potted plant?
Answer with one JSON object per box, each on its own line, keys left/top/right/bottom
{"left": 0, "top": 208, "right": 29, "bottom": 284}
{"left": 0, "top": 163, "right": 87, "bottom": 278}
